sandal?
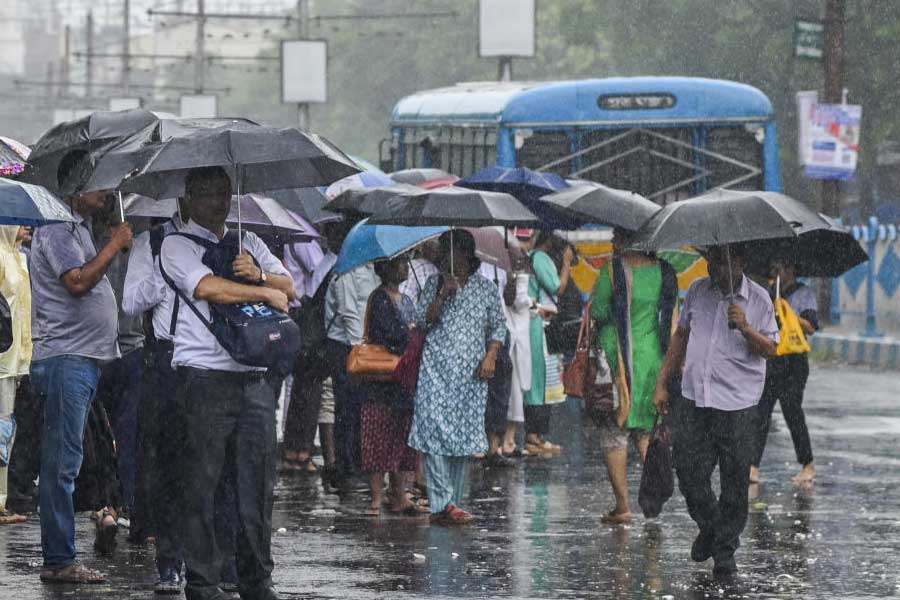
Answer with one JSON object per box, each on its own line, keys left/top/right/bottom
{"left": 600, "top": 510, "right": 632, "bottom": 524}
{"left": 93, "top": 509, "right": 118, "bottom": 555}
{"left": 444, "top": 504, "right": 475, "bottom": 525}
{"left": 40, "top": 563, "right": 106, "bottom": 584}
{"left": 389, "top": 500, "right": 430, "bottom": 516}
{"left": 0, "top": 510, "right": 27, "bottom": 524}
{"left": 364, "top": 505, "right": 382, "bottom": 517}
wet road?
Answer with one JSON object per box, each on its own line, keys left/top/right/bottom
{"left": 2, "top": 364, "right": 898, "bottom": 599}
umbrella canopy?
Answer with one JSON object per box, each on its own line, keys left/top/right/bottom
{"left": 0, "top": 178, "right": 77, "bottom": 226}
{"left": 458, "top": 166, "right": 573, "bottom": 229}
{"left": 743, "top": 214, "right": 868, "bottom": 278}
{"left": 124, "top": 193, "right": 319, "bottom": 241}
{"left": 324, "top": 183, "right": 422, "bottom": 216}
{"left": 365, "top": 185, "right": 538, "bottom": 227}
{"left": 417, "top": 175, "right": 460, "bottom": 190}
{"left": 632, "top": 189, "right": 829, "bottom": 252}
{"left": 334, "top": 218, "right": 448, "bottom": 274}
{"left": 265, "top": 187, "right": 339, "bottom": 224}
{"left": 0, "top": 136, "right": 29, "bottom": 177}
{"left": 324, "top": 170, "right": 393, "bottom": 200}
{"left": 77, "top": 117, "right": 259, "bottom": 194}
{"left": 539, "top": 182, "right": 660, "bottom": 231}
{"left": 348, "top": 155, "right": 387, "bottom": 175}
{"left": 464, "top": 227, "right": 527, "bottom": 273}
{"left": 390, "top": 168, "right": 453, "bottom": 185}
{"left": 118, "top": 125, "right": 360, "bottom": 199}
{"left": 21, "top": 109, "right": 159, "bottom": 195}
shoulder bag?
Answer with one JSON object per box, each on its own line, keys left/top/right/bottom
{"left": 347, "top": 290, "right": 402, "bottom": 382}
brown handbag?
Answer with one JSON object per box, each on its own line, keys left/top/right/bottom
{"left": 347, "top": 291, "right": 401, "bottom": 382}
{"left": 563, "top": 300, "right": 615, "bottom": 424}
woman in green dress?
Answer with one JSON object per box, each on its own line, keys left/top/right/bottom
{"left": 519, "top": 230, "right": 574, "bottom": 456}
{"left": 591, "top": 228, "right": 679, "bottom": 523}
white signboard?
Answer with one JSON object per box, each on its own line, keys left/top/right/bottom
{"left": 479, "top": 0, "right": 535, "bottom": 57}
{"left": 796, "top": 90, "right": 818, "bottom": 166}
{"left": 180, "top": 95, "right": 218, "bottom": 118}
{"left": 804, "top": 102, "right": 862, "bottom": 181}
{"left": 109, "top": 97, "right": 142, "bottom": 111}
{"left": 281, "top": 40, "right": 327, "bottom": 104}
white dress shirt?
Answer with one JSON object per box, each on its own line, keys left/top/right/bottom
{"left": 324, "top": 263, "right": 380, "bottom": 346}
{"left": 123, "top": 214, "right": 185, "bottom": 341}
{"left": 159, "top": 219, "right": 292, "bottom": 372}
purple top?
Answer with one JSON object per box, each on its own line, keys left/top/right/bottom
{"left": 678, "top": 275, "right": 779, "bottom": 411}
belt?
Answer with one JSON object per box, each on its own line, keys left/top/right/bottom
{"left": 176, "top": 366, "right": 266, "bottom": 383}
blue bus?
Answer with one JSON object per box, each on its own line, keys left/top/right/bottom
{"left": 382, "top": 77, "right": 782, "bottom": 203}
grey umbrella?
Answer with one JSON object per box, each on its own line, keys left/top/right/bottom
{"left": 632, "top": 189, "right": 829, "bottom": 252}
{"left": 323, "top": 183, "right": 422, "bottom": 216}
{"left": 538, "top": 182, "right": 661, "bottom": 231}
{"left": 389, "top": 168, "right": 453, "bottom": 185}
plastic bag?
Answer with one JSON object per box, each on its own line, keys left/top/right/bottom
{"left": 775, "top": 297, "right": 811, "bottom": 356}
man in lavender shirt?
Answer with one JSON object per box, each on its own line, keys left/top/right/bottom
{"left": 653, "top": 244, "right": 778, "bottom": 577}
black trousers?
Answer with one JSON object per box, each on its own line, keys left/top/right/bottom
{"left": 326, "top": 339, "right": 360, "bottom": 480}
{"left": 283, "top": 354, "right": 324, "bottom": 454}
{"left": 8, "top": 377, "right": 39, "bottom": 496}
{"left": 671, "top": 395, "right": 755, "bottom": 562}
{"left": 485, "top": 346, "right": 512, "bottom": 435}
{"left": 177, "top": 367, "right": 277, "bottom": 600}
{"left": 753, "top": 355, "right": 813, "bottom": 467}
{"left": 524, "top": 405, "right": 551, "bottom": 436}
{"left": 139, "top": 340, "right": 185, "bottom": 572}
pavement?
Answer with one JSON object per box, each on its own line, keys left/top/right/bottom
{"left": 1, "top": 364, "right": 898, "bottom": 599}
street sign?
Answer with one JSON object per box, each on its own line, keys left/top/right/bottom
{"left": 803, "top": 102, "right": 862, "bottom": 181}
{"left": 478, "top": 0, "right": 535, "bottom": 58}
{"left": 179, "top": 95, "right": 218, "bottom": 118}
{"left": 281, "top": 40, "right": 328, "bottom": 104}
{"left": 795, "top": 20, "right": 824, "bottom": 59}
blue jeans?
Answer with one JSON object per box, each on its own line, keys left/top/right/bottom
{"left": 32, "top": 355, "right": 101, "bottom": 569}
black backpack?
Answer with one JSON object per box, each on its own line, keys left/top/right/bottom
{"left": 293, "top": 267, "right": 335, "bottom": 378}
{"left": 0, "top": 293, "right": 12, "bottom": 354}
{"left": 160, "top": 230, "right": 301, "bottom": 376}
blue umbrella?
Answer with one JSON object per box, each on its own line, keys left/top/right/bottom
{"left": 334, "top": 218, "right": 448, "bottom": 274}
{"left": 457, "top": 166, "right": 576, "bottom": 229}
{"left": 0, "top": 177, "right": 76, "bottom": 226}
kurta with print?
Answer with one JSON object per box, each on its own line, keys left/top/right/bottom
{"left": 408, "top": 273, "right": 508, "bottom": 456}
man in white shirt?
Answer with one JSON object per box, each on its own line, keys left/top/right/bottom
{"left": 323, "top": 229, "right": 380, "bottom": 491}
{"left": 123, "top": 204, "right": 188, "bottom": 593}
{"left": 159, "top": 167, "right": 295, "bottom": 600}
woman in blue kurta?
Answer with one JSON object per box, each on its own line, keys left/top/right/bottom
{"left": 408, "top": 230, "right": 507, "bottom": 525}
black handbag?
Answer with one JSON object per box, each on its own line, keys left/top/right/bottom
{"left": 0, "top": 293, "right": 12, "bottom": 354}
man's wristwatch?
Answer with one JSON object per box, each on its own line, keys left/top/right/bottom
{"left": 258, "top": 269, "right": 267, "bottom": 285}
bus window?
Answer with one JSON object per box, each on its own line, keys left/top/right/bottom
{"left": 704, "top": 125, "right": 764, "bottom": 190}
{"left": 518, "top": 131, "right": 572, "bottom": 177}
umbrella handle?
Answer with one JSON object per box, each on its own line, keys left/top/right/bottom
{"left": 726, "top": 243, "right": 736, "bottom": 329}
{"left": 117, "top": 191, "right": 129, "bottom": 254}
{"left": 236, "top": 165, "right": 243, "bottom": 254}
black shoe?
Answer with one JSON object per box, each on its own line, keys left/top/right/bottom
{"left": 713, "top": 554, "right": 738, "bottom": 577}
{"left": 154, "top": 566, "right": 181, "bottom": 595}
{"left": 484, "top": 452, "right": 515, "bottom": 469}
{"left": 691, "top": 533, "right": 714, "bottom": 562}
{"left": 239, "top": 585, "right": 279, "bottom": 600}
{"left": 5, "top": 489, "right": 37, "bottom": 514}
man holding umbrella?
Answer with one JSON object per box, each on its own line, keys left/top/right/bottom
{"left": 653, "top": 244, "right": 778, "bottom": 577}
{"left": 159, "top": 166, "right": 294, "bottom": 600}
{"left": 30, "top": 151, "right": 133, "bottom": 584}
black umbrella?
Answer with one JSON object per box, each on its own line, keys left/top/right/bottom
{"left": 20, "top": 109, "right": 159, "bottom": 195}
{"left": 743, "top": 214, "right": 868, "bottom": 277}
{"left": 118, "top": 125, "right": 359, "bottom": 200}
{"left": 538, "top": 181, "right": 661, "bottom": 231}
{"left": 364, "top": 185, "right": 537, "bottom": 228}
{"left": 266, "top": 188, "right": 340, "bottom": 224}
{"left": 389, "top": 168, "right": 453, "bottom": 185}
{"left": 632, "top": 189, "right": 829, "bottom": 252}
{"left": 323, "top": 183, "right": 422, "bottom": 216}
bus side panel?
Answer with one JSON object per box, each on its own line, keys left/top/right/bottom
{"left": 764, "top": 121, "right": 783, "bottom": 192}
{"left": 497, "top": 128, "right": 516, "bottom": 168}
{"left": 395, "top": 127, "right": 406, "bottom": 171}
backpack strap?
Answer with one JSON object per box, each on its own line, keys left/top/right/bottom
{"left": 149, "top": 224, "right": 167, "bottom": 259}
{"left": 158, "top": 233, "right": 218, "bottom": 338}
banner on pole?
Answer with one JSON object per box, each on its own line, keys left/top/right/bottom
{"left": 803, "top": 102, "right": 862, "bottom": 181}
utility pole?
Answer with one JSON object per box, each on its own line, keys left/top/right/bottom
{"left": 296, "top": 0, "right": 309, "bottom": 130}
{"left": 62, "top": 25, "right": 71, "bottom": 98}
{"left": 498, "top": 57, "right": 512, "bottom": 82}
{"left": 194, "top": 0, "right": 206, "bottom": 94}
{"left": 819, "top": 0, "right": 846, "bottom": 325}
{"left": 122, "top": 0, "right": 131, "bottom": 95}
{"left": 86, "top": 11, "right": 94, "bottom": 100}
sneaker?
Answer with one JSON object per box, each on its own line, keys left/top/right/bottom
{"left": 154, "top": 566, "right": 181, "bottom": 595}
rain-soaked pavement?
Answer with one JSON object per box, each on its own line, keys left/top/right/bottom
{"left": 2, "top": 363, "right": 898, "bottom": 599}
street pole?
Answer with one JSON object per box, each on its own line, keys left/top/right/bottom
{"left": 86, "top": 11, "right": 94, "bottom": 100}
{"left": 819, "top": 0, "right": 846, "bottom": 326}
{"left": 62, "top": 25, "right": 71, "bottom": 98}
{"left": 498, "top": 56, "right": 512, "bottom": 82}
{"left": 195, "top": 0, "right": 206, "bottom": 94}
{"left": 296, "top": 0, "right": 309, "bottom": 131}
{"left": 122, "top": 0, "right": 131, "bottom": 95}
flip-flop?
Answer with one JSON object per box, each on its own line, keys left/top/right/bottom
{"left": 0, "top": 511, "right": 27, "bottom": 524}
{"left": 40, "top": 563, "right": 106, "bottom": 584}
{"left": 364, "top": 506, "right": 382, "bottom": 517}
{"left": 390, "top": 503, "right": 430, "bottom": 516}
